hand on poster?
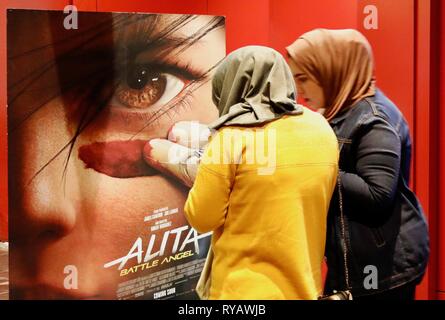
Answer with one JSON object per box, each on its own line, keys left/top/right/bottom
{"left": 143, "top": 121, "right": 212, "bottom": 187}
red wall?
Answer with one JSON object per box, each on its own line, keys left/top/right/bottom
{"left": 270, "top": 0, "right": 357, "bottom": 56}
{"left": 208, "top": 0, "right": 270, "bottom": 53}
{"left": 438, "top": 0, "right": 445, "bottom": 300}
{"left": 414, "top": 0, "right": 441, "bottom": 300}
{"left": 358, "top": 0, "right": 414, "bottom": 131}
{"left": 0, "top": 0, "right": 442, "bottom": 300}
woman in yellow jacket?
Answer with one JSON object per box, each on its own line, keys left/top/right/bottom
{"left": 181, "top": 46, "right": 339, "bottom": 300}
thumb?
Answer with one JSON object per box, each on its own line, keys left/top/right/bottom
{"left": 143, "top": 139, "right": 199, "bottom": 187}
{"left": 167, "top": 121, "right": 212, "bottom": 149}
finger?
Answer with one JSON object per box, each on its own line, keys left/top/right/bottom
{"left": 167, "top": 121, "right": 211, "bottom": 149}
{"left": 143, "top": 139, "right": 198, "bottom": 187}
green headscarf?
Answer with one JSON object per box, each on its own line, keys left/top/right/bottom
{"left": 209, "top": 46, "right": 303, "bottom": 130}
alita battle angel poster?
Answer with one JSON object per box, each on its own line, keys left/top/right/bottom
{"left": 7, "top": 9, "right": 225, "bottom": 300}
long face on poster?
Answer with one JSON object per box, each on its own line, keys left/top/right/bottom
{"left": 7, "top": 9, "right": 225, "bottom": 300}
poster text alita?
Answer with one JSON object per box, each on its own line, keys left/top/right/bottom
{"left": 104, "top": 224, "right": 211, "bottom": 277}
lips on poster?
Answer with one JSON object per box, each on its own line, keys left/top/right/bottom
{"left": 7, "top": 9, "right": 225, "bottom": 300}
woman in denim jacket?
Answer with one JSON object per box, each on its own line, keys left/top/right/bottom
{"left": 286, "top": 29, "right": 429, "bottom": 300}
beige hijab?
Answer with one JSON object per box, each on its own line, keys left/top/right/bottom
{"left": 210, "top": 45, "right": 303, "bottom": 130}
{"left": 286, "top": 29, "right": 376, "bottom": 121}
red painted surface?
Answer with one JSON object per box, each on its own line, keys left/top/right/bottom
{"left": 357, "top": 0, "right": 438, "bottom": 300}
{"left": 73, "top": 0, "right": 96, "bottom": 11}
{"left": 208, "top": 0, "right": 269, "bottom": 53}
{"left": 0, "top": 3, "right": 7, "bottom": 241}
{"left": 358, "top": 0, "right": 414, "bottom": 133}
{"left": 438, "top": 0, "right": 445, "bottom": 293}
{"left": 412, "top": 0, "right": 440, "bottom": 300}
{"left": 270, "top": 0, "right": 357, "bottom": 56}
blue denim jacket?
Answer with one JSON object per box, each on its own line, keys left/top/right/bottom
{"left": 324, "top": 89, "right": 429, "bottom": 297}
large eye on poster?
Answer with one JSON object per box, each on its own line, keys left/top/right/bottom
{"left": 7, "top": 9, "right": 225, "bottom": 300}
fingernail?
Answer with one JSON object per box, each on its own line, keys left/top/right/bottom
{"left": 167, "top": 126, "right": 177, "bottom": 142}
{"left": 149, "top": 139, "right": 163, "bottom": 149}
{"left": 144, "top": 139, "right": 162, "bottom": 158}
{"left": 143, "top": 140, "right": 153, "bottom": 158}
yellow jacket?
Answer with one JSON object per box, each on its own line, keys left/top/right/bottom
{"left": 185, "top": 108, "right": 339, "bottom": 300}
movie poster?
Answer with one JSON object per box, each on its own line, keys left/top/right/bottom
{"left": 7, "top": 9, "right": 225, "bottom": 300}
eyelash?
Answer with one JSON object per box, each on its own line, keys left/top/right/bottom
{"left": 116, "top": 59, "right": 206, "bottom": 86}
{"left": 139, "top": 60, "right": 206, "bottom": 82}
{"left": 116, "top": 77, "right": 203, "bottom": 140}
